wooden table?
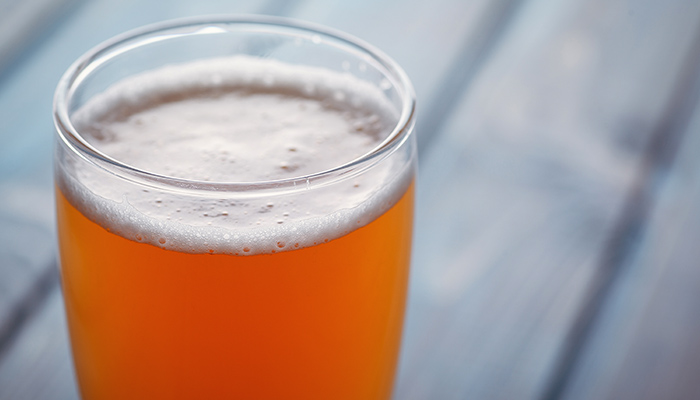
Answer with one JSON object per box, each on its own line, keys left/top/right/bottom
{"left": 2, "top": 0, "right": 700, "bottom": 398}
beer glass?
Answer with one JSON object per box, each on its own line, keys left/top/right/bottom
{"left": 54, "top": 16, "right": 415, "bottom": 400}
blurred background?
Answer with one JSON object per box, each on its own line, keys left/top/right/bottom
{"left": 2, "top": 0, "right": 700, "bottom": 399}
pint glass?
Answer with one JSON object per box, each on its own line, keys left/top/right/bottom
{"left": 53, "top": 16, "right": 416, "bottom": 400}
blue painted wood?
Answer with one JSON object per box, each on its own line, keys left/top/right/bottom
{"left": 0, "top": 288, "right": 77, "bottom": 400}
{"left": 561, "top": 42, "right": 700, "bottom": 400}
{"left": 398, "top": 0, "right": 700, "bottom": 398}
{"left": 0, "top": 0, "right": 81, "bottom": 75}
{"left": 541, "top": 8, "right": 700, "bottom": 398}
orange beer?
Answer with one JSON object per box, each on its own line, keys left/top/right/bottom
{"left": 54, "top": 17, "right": 416, "bottom": 400}
{"left": 56, "top": 184, "right": 413, "bottom": 400}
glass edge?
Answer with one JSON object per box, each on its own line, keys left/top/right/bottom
{"left": 52, "top": 14, "right": 417, "bottom": 195}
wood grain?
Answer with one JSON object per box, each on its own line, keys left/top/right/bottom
{"left": 0, "top": 0, "right": 81, "bottom": 77}
{"left": 561, "top": 42, "right": 700, "bottom": 400}
{"left": 0, "top": 287, "right": 77, "bottom": 400}
{"left": 399, "top": 0, "right": 700, "bottom": 398}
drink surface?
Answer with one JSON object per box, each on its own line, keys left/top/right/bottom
{"left": 56, "top": 57, "right": 415, "bottom": 399}
{"left": 60, "top": 56, "right": 410, "bottom": 256}
{"left": 80, "top": 63, "right": 389, "bottom": 183}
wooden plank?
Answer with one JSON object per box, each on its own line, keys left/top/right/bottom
{"left": 0, "top": 0, "right": 82, "bottom": 76}
{"left": 542, "top": 11, "right": 700, "bottom": 399}
{"left": 0, "top": 287, "right": 77, "bottom": 400}
{"left": 397, "top": 0, "right": 700, "bottom": 399}
{"left": 0, "top": 180, "right": 56, "bottom": 352}
{"left": 561, "top": 40, "right": 700, "bottom": 400}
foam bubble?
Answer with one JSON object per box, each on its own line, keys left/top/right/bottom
{"left": 59, "top": 56, "right": 413, "bottom": 255}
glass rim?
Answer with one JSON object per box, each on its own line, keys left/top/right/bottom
{"left": 53, "top": 14, "right": 416, "bottom": 194}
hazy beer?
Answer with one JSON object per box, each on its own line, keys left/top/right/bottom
{"left": 54, "top": 18, "right": 416, "bottom": 400}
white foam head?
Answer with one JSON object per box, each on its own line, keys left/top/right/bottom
{"left": 58, "top": 56, "right": 413, "bottom": 255}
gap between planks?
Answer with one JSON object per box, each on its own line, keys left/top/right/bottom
{"left": 539, "top": 14, "right": 700, "bottom": 400}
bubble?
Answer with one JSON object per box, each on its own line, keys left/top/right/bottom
{"left": 159, "top": 238, "right": 166, "bottom": 244}
{"left": 333, "top": 91, "right": 346, "bottom": 102}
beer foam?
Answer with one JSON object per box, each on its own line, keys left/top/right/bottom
{"left": 59, "top": 56, "right": 413, "bottom": 255}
